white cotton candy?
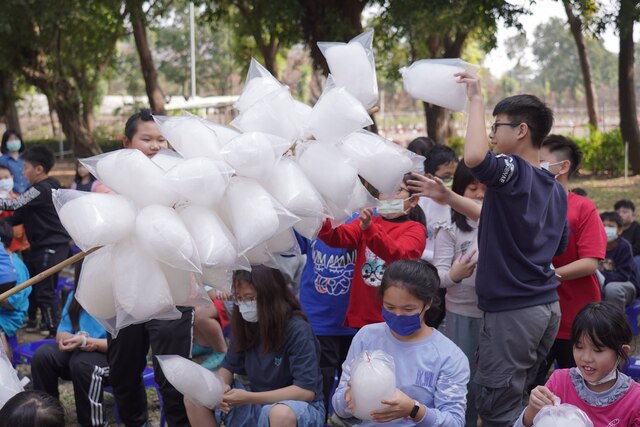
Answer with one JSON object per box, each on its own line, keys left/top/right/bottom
{"left": 230, "top": 87, "right": 302, "bottom": 142}
{"left": 198, "top": 121, "right": 240, "bottom": 147}
{"left": 151, "top": 149, "right": 185, "bottom": 172}
{"left": 54, "top": 190, "right": 137, "bottom": 252}
{"left": 308, "top": 86, "right": 373, "bottom": 142}
{"left": 201, "top": 266, "right": 233, "bottom": 293}
{"left": 0, "top": 346, "right": 23, "bottom": 408}
{"left": 244, "top": 242, "right": 271, "bottom": 265}
{"left": 235, "top": 77, "right": 283, "bottom": 113}
{"left": 92, "top": 149, "right": 179, "bottom": 208}
{"left": 401, "top": 59, "right": 478, "bottom": 111}
{"left": 297, "top": 143, "right": 359, "bottom": 210}
{"left": 340, "top": 131, "right": 413, "bottom": 196}
{"left": 293, "top": 216, "right": 324, "bottom": 240}
{"left": 156, "top": 355, "right": 225, "bottom": 409}
{"left": 164, "top": 158, "right": 232, "bottom": 207}
{"left": 136, "top": 205, "right": 201, "bottom": 273}
{"left": 161, "top": 263, "right": 207, "bottom": 307}
{"left": 263, "top": 158, "right": 327, "bottom": 217}
{"left": 153, "top": 115, "right": 223, "bottom": 160}
{"left": 350, "top": 351, "right": 397, "bottom": 421}
{"left": 533, "top": 403, "right": 594, "bottom": 427}
{"left": 178, "top": 205, "right": 238, "bottom": 268}
{"left": 218, "top": 178, "right": 281, "bottom": 254}
{"left": 112, "top": 240, "right": 179, "bottom": 325}
{"left": 221, "top": 132, "right": 291, "bottom": 179}
{"left": 76, "top": 247, "right": 117, "bottom": 319}
{"left": 321, "top": 30, "right": 378, "bottom": 109}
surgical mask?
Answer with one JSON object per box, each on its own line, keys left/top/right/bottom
{"left": 439, "top": 177, "right": 453, "bottom": 189}
{"left": 377, "top": 198, "right": 408, "bottom": 215}
{"left": 604, "top": 226, "right": 618, "bottom": 243}
{"left": 540, "top": 161, "right": 563, "bottom": 172}
{"left": 238, "top": 300, "right": 258, "bottom": 323}
{"left": 0, "top": 178, "right": 13, "bottom": 192}
{"left": 576, "top": 364, "right": 618, "bottom": 386}
{"left": 6, "top": 140, "right": 21, "bottom": 152}
{"left": 382, "top": 307, "right": 423, "bottom": 336}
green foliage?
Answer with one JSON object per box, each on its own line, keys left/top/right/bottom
{"left": 571, "top": 128, "right": 625, "bottom": 175}
{"left": 448, "top": 135, "right": 465, "bottom": 157}
{"left": 24, "top": 137, "right": 122, "bottom": 155}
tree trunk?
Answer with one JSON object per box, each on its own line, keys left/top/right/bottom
{"left": 0, "top": 72, "right": 21, "bottom": 133}
{"left": 618, "top": 0, "right": 640, "bottom": 174}
{"left": 563, "top": 1, "right": 598, "bottom": 129}
{"left": 423, "top": 102, "right": 449, "bottom": 144}
{"left": 127, "top": 0, "right": 166, "bottom": 114}
{"left": 258, "top": 42, "right": 279, "bottom": 78}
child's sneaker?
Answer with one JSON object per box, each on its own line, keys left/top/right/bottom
{"left": 201, "top": 351, "right": 226, "bottom": 371}
{"left": 192, "top": 342, "right": 213, "bottom": 357}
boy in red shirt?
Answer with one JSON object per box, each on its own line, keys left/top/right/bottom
{"left": 533, "top": 134, "right": 607, "bottom": 386}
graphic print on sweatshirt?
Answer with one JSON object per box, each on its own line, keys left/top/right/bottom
{"left": 311, "top": 240, "right": 356, "bottom": 296}
{"left": 362, "top": 247, "right": 385, "bottom": 287}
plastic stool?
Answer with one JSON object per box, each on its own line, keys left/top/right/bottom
{"left": 11, "top": 338, "right": 56, "bottom": 367}
{"left": 625, "top": 298, "right": 640, "bottom": 335}
{"left": 623, "top": 355, "right": 640, "bottom": 381}
{"left": 105, "top": 366, "right": 165, "bottom": 427}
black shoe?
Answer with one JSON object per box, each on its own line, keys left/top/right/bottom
{"left": 24, "top": 320, "right": 40, "bottom": 333}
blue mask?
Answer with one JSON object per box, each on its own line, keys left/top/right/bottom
{"left": 382, "top": 307, "right": 423, "bottom": 336}
{"left": 6, "top": 140, "right": 21, "bottom": 152}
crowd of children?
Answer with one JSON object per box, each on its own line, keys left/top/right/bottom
{"left": 1, "top": 67, "right": 640, "bottom": 427}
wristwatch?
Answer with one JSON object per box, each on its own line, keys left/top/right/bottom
{"left": 409, "top": 400, "right": 421, "bottom": 419}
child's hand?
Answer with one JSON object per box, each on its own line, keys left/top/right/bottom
{"left": 523, "top": 386, "right": 557, "bottom": 426}
{"left": 59, "top": 335, "right": 83, "bottom": 352}
{"left": 222, "top": 388, "right": 252, "bottom": 407}
{"left": 406, "top": 172, "right": 449, "bottom": 205}
{"left": 370, "top": 388, "right": 414, "bottom": 423}
{"left": 359, "top": 208, "right": 373, "bottom": 230}
{"left": 455, "top": 71, "right": 482, "bottom": 101}
{"left": 450, "top": 250, "right": 478, "bottom": 283}
{"left": 344, "top": 380, "right": 354, "bottom": 411}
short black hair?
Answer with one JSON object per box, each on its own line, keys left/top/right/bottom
{"left": 493, "top": 94, "right": 554, "bottom": 148}
{"left": 571, "top": 187, "right": 587, "bottom": 197}
{"left": 124, "top": 109, "right": 156, "bottom": 142}
{"left": 424, "top": 144, "right": 458, "bottom": 175}
{"left": 451, "top": 160, "right": 478, "bottom": 233}
{"left": 614, "top": 199, "right": 635, "bottom": 212}
{"left": 0, "top": 220, "right": 14, "bottom": 249}
{"left": 407, "top": 136, "right": 436, "bottom": 158}
{"left": 542, "top": 134, "right": 582, "bottom": 177}
{"left": 571, "top": 301, "right": 633, "bottom": 367}
{"left": 600, "top": 211, "right": 623, "bottom": 228}
{"left": 21, "top": 146, "right": 55, "bottom": 173}
{"left": 0, "top": 390, "right": 65, "bottom": 427}
{"left": 1, "top": 129, "right": 25, "bottom": 154}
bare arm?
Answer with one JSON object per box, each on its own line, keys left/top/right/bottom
{"left": 554, "top": 258, "right": 599, "bottom": 282}
{"left": 407, "top": 173, "right": 481, "bottom": 221}
{"left": 455, "top": 71, "right": 488, "bottom": 168}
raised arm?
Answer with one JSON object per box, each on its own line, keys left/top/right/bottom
{"left": 455, "top": 71, "right": 488, "bottom": 168}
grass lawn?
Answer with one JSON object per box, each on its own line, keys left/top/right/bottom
{"left": 571, "top": 175, "right": 640, "bottom": 212}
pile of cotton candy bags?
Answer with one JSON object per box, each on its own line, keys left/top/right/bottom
{"left": 53, "top": 29, "right": 432, "bottom": 336}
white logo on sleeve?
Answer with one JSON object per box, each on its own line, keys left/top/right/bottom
{"left": 496, "top": 155, "right": 515, "bottom": 184}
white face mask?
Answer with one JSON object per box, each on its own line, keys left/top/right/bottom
{"left": 238, "top": 300, "right": 258, "bottom": 323}
{"left": 377, "top": 198, "right": 409, "bottom": 215}
{"left": 0, "top": 178, "right": 13, "bottom": 192}
{"left": 576, "top": 364, "right": 618, "bottom": 386}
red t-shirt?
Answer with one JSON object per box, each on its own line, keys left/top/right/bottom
{"left": 318, "top": 216, "right": 426, "bottom": 328}
{"left": 553, "top": 192, "right": 607, "bottom": 340}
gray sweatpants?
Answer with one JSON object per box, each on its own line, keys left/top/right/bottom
{"left": 474, "top": 302, "right": 560, "bottom": 427}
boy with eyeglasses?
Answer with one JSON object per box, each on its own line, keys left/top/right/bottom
{"left": 439, "top": 72, "right": 568, "bottom": 426}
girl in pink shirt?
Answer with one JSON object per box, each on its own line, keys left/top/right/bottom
{"left": 517, "top": 301, "right": 640, "bottom": 427}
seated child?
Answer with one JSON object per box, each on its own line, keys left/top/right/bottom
{"left": 615, "top": 199, "right": 640, "bottom": 277}
{"left": 0, "top": 390, "right": 65, "bottom": 427}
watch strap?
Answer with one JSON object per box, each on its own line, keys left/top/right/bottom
{"left": 409, "top": 400, "right": 420, "bottom": 419}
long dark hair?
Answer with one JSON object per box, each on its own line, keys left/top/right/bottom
{"left": 73, "top": 162, "right": 96, "bottom": 186}
{"left": 231, "top": 265, "right": 306, "bottom": 354}
{"left": 67, "top": 286, "right": 84, "bottom": 333}
{"left": 571, "top": 301, "right": 633, "bottom": 367}
{"left": 1, "top": 129, "right": 25, "bottom": 154}
{"left": 450, "top": 161, "right": 478, "bottom": 233}
{"left": 0, "top": 390, "right": 65, "bottom": 427}
{"left": 379, "top": 259, "right": 441, "bottom": 323}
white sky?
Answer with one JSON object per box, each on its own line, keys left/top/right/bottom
{"left": 483, "top": 0, "right": 638, "bottom": 77}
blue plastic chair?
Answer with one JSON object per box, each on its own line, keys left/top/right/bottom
{"left": 104, "top": 366, "right": 165, "bottom": 427}
{"left": 625, "top": 298, "right": 640, "bottom": 336}
{"left": 11, "top": 338, "right": 56, "bottom": 367}
{"left": 623, "top": 355, "right": 640, "bottom": 381}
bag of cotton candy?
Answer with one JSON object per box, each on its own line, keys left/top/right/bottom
{"left": 349, "top": 350, "right": 396, "bottom": 420}
{"left": 533, "top": 400, "right": 593, "bottom": 427}
{"left": 0, "top": 345, "right": 23, "bottom": 409}
{"left": 156, "top": 355, "right": 225, "bottom": 409}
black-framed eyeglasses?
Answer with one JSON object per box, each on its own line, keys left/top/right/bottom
{"left": 490, "top": 122, "right": 519, "bottom": 134}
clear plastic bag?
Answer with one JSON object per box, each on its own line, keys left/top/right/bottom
{"left": 177, "top": 205, "right": 239, "bottom": 269}
{"left": 220, "top": 132, "right": 292, "bottom": 179}
{"left": 75, "top": 246, "right": 117, "bottom": 320}
{"left": 53, "top": 189, "right": 137, "bottom": 252}
{"left": 201, "top": 266, "right": 234, "bottom": 293}
{"left": 350, "top": 350, "right": 396, "bottom": 420}
{"left": 293, "top": 216, "right": 324, "bottom": 240}
{"left": 164, "top": 157, "right": 233, "bottom": 207}
{"left": 112, "top": 239, "right": 181, "bottom": 329}
{"left": 136, "top": 205, "right": 201, "bottom": 273}
{"left": 156, "top": 355, "right": 225, "bottom": 409}
{"left": 244, "top": 229, "right": 300, "bottom": 270}
{"left": 150, "top": 148, "right": 185, "bottom": 172}
{"left": 318, "top": 29, "right": 379, "bottom": 109}
{"left": 160, "top": 263, "right": 211, "bottom": 307}
{"left": 153, "top": 114, "right": 223, "bottom": 160}
{"left": 308, "top": 84, "right": 373, "bottom": 142}
{"left": 217, "top": 177, "right": 299, "bottom": 255}
{"left": 234, "top": 58, "right": 285, "bottom": 113}
{"left": 339, "top": 130, "right": 424, "bottom": 195}
{"left": 82, "top": 149, "right": 179, "bottom": 208}
{"left": 533, "top": 401, "right": 594, "bottom": 427}
{"left": 400, "top": 58, "right": 479, "bottom": 112}
{"left": 185, "top": 112, "right": 241, "bottom": 147}
{"left": 0, "top": 343, "right": 24, "bottom": 409}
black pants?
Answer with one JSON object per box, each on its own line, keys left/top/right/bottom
{"left": 31, "top": 343, "right": 109, "bottom": 427}
{"left": 532, "top": 338, "right": 575, "bottom": 389}
{"left": 317, "top": 335, "right": 354, "bottom": 421}
{"left": 107, "top": 307, "right": 194, "bottom": 427}
{"left": 23, "top": 245, "right": 69, "bottom": 333}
